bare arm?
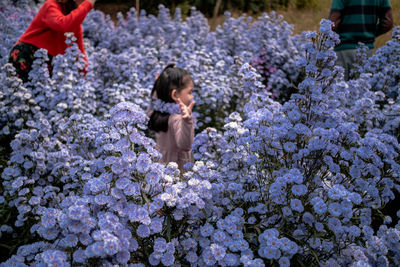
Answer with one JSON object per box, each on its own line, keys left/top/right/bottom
{"left": 377, "top": 9, "right": 394, "bottom": 36}
{"left": 44, "top": 0, "right": 93, "bottom": 32}
{"left": 329, "top": 10, "right": 342, "bottom": 32}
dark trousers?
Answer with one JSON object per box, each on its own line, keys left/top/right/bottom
{"left": 8, "top": 42, "right": 53, "bottom": 83}
{"left": 335, "top": 48, "right": 373, "bottom": 80}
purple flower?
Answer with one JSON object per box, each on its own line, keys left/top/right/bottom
{"left": 112, "top": 161, "right": 124, "bottom": 174}
{"left": 282, "top": 206, "right": 292, "bottom": 216}
{"left": 116, "top": 250, "right": 130, "bottom": 264}
{"left": 136, "top": 154, "right": 151, "bottom": 173}
{"left": 302, "top": 212, "right": 315, "bottom": 226}
{"left": 150, "top": 218, "right": 163, "bottom": 233}
{"left": 149, "top": 252, "right": 161, "bottom": 265}
{"left": 308, "top": 237, "right": 321, "bottom": 249}
{"left": 290, "top": 199, "right": 304, "bottom": 213}
{"left": 279, "top": 256, "right": 290, "bottom": 267}
{"left": 311, "top": 196, "right": 327, "bottom": 214}
{"left": 213, "top": 230, "right": 227, "bottom": 242}
{"left": 129, "top": 238, "right": 139, "bottom": 252}
{"left": 259, "top": 246, "right": 280, "bottom": 260}
{"left": 315, "top": 222, "right": 324, "bottom": 232}
{"left": 224, "top": 253, "right": 239, "bottom": 266}
{"left": 328, "top": 184, "right": 348, "bottom": 200}
{"left": 210, "top": 243, "right": 226, "bottom": 261}
{"left": 73, "top": 249, "right": 86, "bottom": 263}
{"left": 137, "top": 224, "right": 150, "bottom": 238}
{"left": 122, "top": 150, "right": 136, "bottom": 162}
{"left": 61, "top": 234, "right": 78, "bottom": 248}
{"left": 115, "top": 177, "right": 130, "bottom": 190}
{"left": 124, "top": 182, "right": 140, "bottom": 196}
{"left": 146, "top": 171, "right": 160, "bottom": 186}
{"left": 237, "top": 239, "right": 249, "bottom": 251}
{"left": 94, "top": 194, "right": 109, "bottom": 205}
{"left": 203, "top": 249, "right": 217, "bottom": 266}
{"left": 322, "top": 241, "right": 334, "bottom": 252}
{"left": 39, "top": 227, "right": 59, "bottom": 240}
{"left": 248, "top": 216, "right": 256, "bottom": 224}
{"left": 104, "top": 236, "right": 120, "bottom": 255}
{"left": 41, "top": 216, "right": 56, "bottom": 229}
{"left": 283, "top": 142, "right": 296, "bottom": 152}
{"left": 200, "top": 223, "right": 214, "bottom": 237}
{"left": 348, "top": 225, "right": 361, "bottom": 237}
{"left": 328, "top": 217, "right": 343, "bottom": 233}
{"left": 154, "top": 237, "right": 167, "bottom": 253}
{"left": 151, "top": 99, "right": 181, "bottom": 114}
{"left": 41, "top": 250, "right": 67, "bottom": 265}
{"left": 68, "top": 205, "right": 87, "bottom": 220}
{"left": 89, "top": 179, "right": 106, "bottom": 194}
{"left": 291, "top": 184, "right": 307, "bottom": 196}
{"left": 186, "top": 251, "right": 198, "bottom": 263}
{"left": 328, "top": 202, "right": 342, "bottom": 217}
{"left": 161, "top": 252, "right": 175, "bottom": 266}
{"left": 79, "top": 233, "right": 93, "bottom": 246}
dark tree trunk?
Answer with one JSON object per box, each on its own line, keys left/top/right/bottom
{"left": 136, "top": 0, "right": 139, "bottom": 20}
{"left": 213, "top": 0, "right": 223, "bottom": 19}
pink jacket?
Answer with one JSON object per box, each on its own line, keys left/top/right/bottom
{"left": 155, "top": 114, "right": 194, "bottom": 170}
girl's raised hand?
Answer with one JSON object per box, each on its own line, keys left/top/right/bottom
{"left": 177, "top": 98, "right": 195, "bottom": 119}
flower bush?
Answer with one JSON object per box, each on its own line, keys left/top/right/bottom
{"left": 352, "top": 27, "right": 400, "bottom": 140}
{"left": 188, "top": 20, "right": 400, "bottom": 266}
{"left": 0, "top": 1, "right": 399, "bottom": 266}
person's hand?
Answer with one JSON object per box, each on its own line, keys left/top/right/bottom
{"left": 87, "top": 0, "right": 96, "bottom": 6}
{"left": 177, "top": 98, "right": 195, "bottom": 119}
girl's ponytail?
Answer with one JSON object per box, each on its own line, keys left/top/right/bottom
{"left": 148, "top": 110, "right": 169, "bottom": 132}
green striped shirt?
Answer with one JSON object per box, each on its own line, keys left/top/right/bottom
{"left": 331, "top": 0, "right": 392, "bottom": 50}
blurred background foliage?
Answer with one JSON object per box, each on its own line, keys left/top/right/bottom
{"left": 95, "top": 0, "right": 398, "bottom": 50}
{"left": 96, "top": 0, "right": 316, "bottom": 18}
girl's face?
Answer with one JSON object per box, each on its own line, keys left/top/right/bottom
{"left": 173, "top": 80, "right": 194, "bottom": 106}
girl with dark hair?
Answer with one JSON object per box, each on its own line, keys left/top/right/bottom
{"left": 148, "top": 64, "right": 196, "bottom": 170}
{"left": 8, "top": 0, "right": 96, "bottom": 83}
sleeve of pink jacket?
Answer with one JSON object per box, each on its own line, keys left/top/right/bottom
{"left": 170, "top": 115, "right": 194, "bottom": 150}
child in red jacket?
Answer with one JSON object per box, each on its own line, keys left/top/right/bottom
{"left": 8, "top": 0, "right": 95, "bottom": 82}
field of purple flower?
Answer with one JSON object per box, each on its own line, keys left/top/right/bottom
{"left": 0, "top": 0, "right": 400, "bottom": 266}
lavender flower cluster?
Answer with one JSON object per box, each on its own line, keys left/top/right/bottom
{"left": 150, "top": 99, "right": 181, "bottom": 114}
{"left": 0, "top": 1, "right": 399, "bottom": 266}
{"left": 351, "top": 27, "right": 400, "bottom": 139}
{"left": 1, "top": 102, "right": 215, "bottom": 266}
{"left": 0, "top": 2, "right": 303, "bottom": 132}
{"left": 188, "top": 20, "right": 400, "bottom": 266}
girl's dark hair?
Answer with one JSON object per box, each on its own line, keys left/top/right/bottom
{"left": 148, "top": 64, "right": 193, "bottom": 132}
{"left": 58, "top": 0, "right": 77, "bottom": 15}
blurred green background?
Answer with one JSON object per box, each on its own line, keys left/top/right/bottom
{"left": 95, "top": 0, "right": 398, "bottom": 50}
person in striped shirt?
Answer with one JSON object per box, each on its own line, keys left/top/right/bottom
{"left": 329, "top": 0, "right": 394, "bottom": 80}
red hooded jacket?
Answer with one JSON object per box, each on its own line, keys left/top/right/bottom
{"left": 18, "top": 0, "right": 93, "bottom": 62}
